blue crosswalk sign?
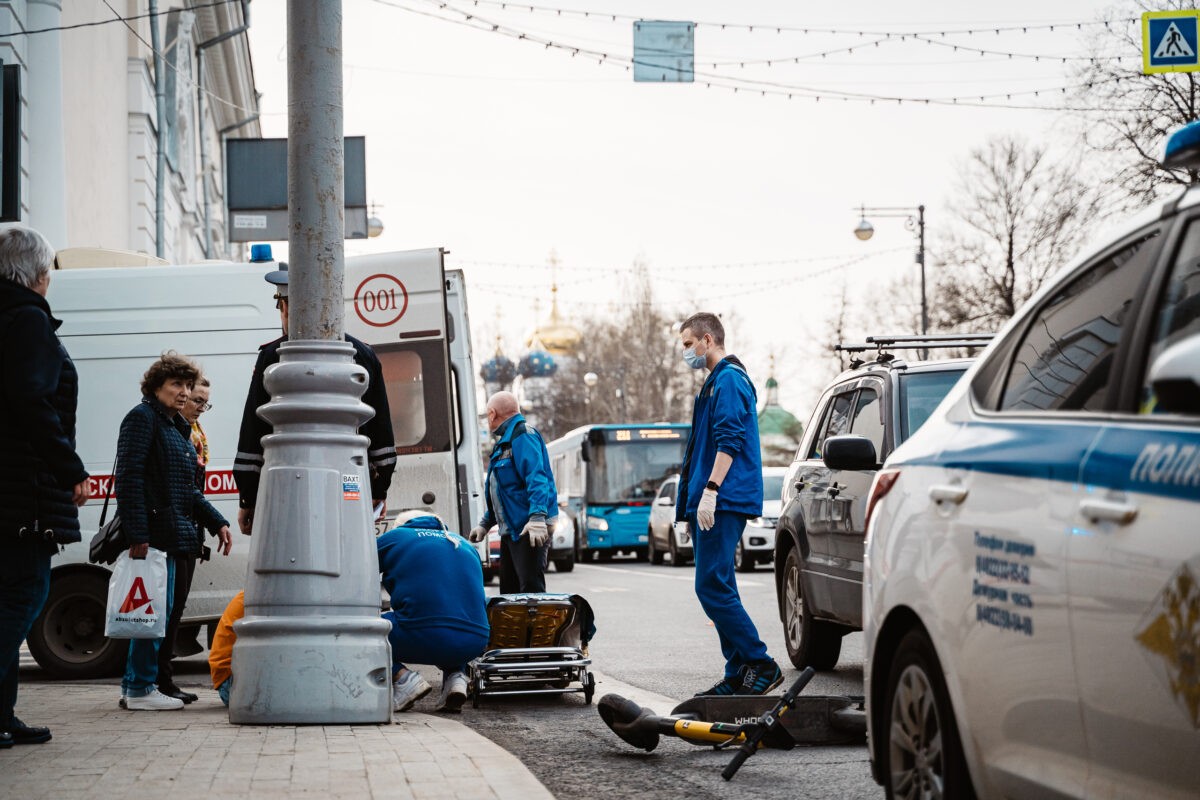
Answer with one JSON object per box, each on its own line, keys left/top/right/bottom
{"left": 1144, "top": 12, "right": 1200, "bottom": 73}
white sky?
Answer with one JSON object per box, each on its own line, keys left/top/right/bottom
{"left": 246, "top": 0, "right": 1140, "bottom": 421}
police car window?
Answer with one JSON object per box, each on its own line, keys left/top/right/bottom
{"left": 848, "top": 388, "right": 885, "bottom": 458}
{"left": 663, "top": 479, "right": 677, "bottom": 503}
{"left": 1143, "top": 219, "right": 1200, "bottom": 412}
{"left": 999, "top": 233, "right": 1159, "bottom": 413}
{"left": 810, "top": 391, "right": 855, "bottom": 459}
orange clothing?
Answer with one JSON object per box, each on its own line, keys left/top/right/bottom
{"left": 208, "top": 590, "right": 244, "bottom": 689}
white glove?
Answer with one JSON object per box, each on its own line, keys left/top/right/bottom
{"left": 696, "top": 488, "right": 718, "bottom": 531}
{"left": 468, "top": 526, "right": 488, "bottom": 543}
{"left": 522, "top": 519, "right": 549, "bottom": 547}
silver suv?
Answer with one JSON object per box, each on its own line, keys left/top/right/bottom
{"left": 774, "top": 335, "right": 987, "bottom": 670}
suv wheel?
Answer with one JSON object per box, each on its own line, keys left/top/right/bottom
{"left": 734, "top": 539, "right": 755, "bottom": 572}
{"left": 648, "top": 528, "right": 665, "bottom": 565}
{"left": 883, "top": 630, "right": 975, "bottom": 800}
{"left": 782, "top": 547, "right": 842, "bottom": 670}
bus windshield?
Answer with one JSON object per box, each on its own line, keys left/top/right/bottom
{"left": 588, "top": 440, "right": 686, "bottom": 504}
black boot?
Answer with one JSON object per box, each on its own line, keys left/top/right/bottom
{"left": 159, "top": 684, "right": 199, "bottom": 704}
{"left": 7, "top": 718, "right": 51, "bottom": 745}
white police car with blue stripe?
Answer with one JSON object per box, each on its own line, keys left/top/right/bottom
{"left": 863, "top": 122, "right": 1200, "bottom": 800}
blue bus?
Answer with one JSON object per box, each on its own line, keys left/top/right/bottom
{"left": 546, "top": 423, "right": 690, "bottom": 560}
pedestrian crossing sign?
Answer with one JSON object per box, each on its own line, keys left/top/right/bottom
{"left": 1144, "top": 11, "right": 1200, "bottom": 74}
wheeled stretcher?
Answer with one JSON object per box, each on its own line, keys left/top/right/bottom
{"left": 469, "top": 593, "right": 597, "bottom": 707}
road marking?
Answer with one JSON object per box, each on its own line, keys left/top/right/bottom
{"left": 574, "top": 562, "right": 763, "bottom": 587}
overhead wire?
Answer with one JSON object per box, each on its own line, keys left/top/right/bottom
{"left": 0, "top": 0, "right": 237, "bottom": 37}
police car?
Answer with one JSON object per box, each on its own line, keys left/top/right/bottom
{"left": 862, "top": 124, "right": 1200, "bottom": 799}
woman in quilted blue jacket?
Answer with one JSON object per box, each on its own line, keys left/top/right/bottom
{"left": 115, "top": 352, "right": 230, "bottom": 711}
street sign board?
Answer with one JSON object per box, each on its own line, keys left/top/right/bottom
{"left": 633, "top": 20, "right": 694, "bottom": 83}
{"left": 1143, "top": 10, "right": 1200, "bottom": 74}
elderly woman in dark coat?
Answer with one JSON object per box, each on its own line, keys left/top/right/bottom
{"left": 0, "top": 224, "right": 88, "bottom": 747}
{"left": 116, "top": 353, "right": 231, "bottom": 711}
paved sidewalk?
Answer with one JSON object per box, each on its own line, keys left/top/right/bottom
{"left": 0, "top": 683, "right": 553, "bottom": 800}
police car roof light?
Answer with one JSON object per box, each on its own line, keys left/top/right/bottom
{"left": 1162, "top": 120, "right": 1200, "bottom": 171}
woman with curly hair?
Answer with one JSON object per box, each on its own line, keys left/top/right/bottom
{"left": 115, "top": 352, "right": 231, "bottom": 711}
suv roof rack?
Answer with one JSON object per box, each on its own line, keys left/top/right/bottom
{"left": 834, "top": 333, "right": 994, "bottom": 355}
{"left": 834, "top": 333, "right": 994, "bottom": 369}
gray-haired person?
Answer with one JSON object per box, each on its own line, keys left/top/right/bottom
{"left": 0, "top": 225, "right": 89, "bottom": 746}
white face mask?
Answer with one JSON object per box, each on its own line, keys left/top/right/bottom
{"left": 682, "top": 335, "right": 707, "bottom": 369}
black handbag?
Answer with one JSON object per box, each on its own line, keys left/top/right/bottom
{"left": 88, "top": 459, "right": 124, "bottom": 565}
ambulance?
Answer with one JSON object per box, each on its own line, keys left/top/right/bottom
{"left": 862, "top": 123, "right": 1200, "bottom": 799}
{"left": 27, "top": 248, "right": 484, "bottom": 679}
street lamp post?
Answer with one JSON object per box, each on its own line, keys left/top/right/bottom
{"left": 853, "top": 204, "right": 928, "bottom": 340}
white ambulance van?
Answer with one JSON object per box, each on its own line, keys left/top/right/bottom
{"left": 28, "top": 248, "right": 484, "bottom": 679}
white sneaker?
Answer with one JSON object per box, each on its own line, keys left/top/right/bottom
{"left": 392, "top": 670, "right": 432, "bottom": 712}
{"left": 124, "top": 689, "right": 184, "bottom": 711}
{"left": 436, "top": 671, "right": 469, "bottom": 713}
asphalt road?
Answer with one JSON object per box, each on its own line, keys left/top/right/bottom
{"left": 19, "top": 556, "right": 881, "bottom": 799}
{"left": 455, "top": 557, "right": 881, "bottom": 800}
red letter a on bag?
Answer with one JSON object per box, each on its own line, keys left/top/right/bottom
{"left": 119, "top": 577, "right": 155, "bottom": 614}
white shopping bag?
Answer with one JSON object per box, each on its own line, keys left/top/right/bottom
{"left": 105, "top": 549, "right": 169, "bottom": 639}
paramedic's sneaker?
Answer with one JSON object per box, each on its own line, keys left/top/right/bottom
{"left": 436, "top": 671, "right": 469, "bottom": 713}
{"left": 695, "top": 669, "right": 745, "bottom": 697}
{"left": 392, "top": 670, "right": 432, "bottom": 712}
{"left": 124, "top": 689, "right": 185, "bottom": 711}
{"left": 738, "top": 659, "right": 784, "bottom": 695}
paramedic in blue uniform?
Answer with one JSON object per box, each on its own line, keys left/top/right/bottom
{"left": 233, "top": 263, "right": 396, "bottom": 534}
{"left": 378, "top": 510, "right": 489, "bottom": 713}
{"left": 676, "top": 312, "right": 783, "bottom": 697}
{"left": 469, "top": 391, "right": 557, "bottom": 594}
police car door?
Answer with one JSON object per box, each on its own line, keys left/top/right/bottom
{"left": 941, "top": 230, "right": 1161, "bottom": 796}
{"left": 1070, "top": 217, "right": 1200, "bottom": 798}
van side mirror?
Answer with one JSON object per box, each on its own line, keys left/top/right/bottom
{"left": 654, "top": 495, "right": 673, "bottom": 506}
{"left": 822, "top": 435, "right": 878, "bottom": 471}
{"left": 1150, "top": 335, "right": 1200, "bottom": 414}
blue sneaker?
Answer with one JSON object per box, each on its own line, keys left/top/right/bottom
{"left": 695, "top": 667, "right": 746, "bottom": 697}
{"left": 739, "top": 660, "right": 784, "bottom": 695}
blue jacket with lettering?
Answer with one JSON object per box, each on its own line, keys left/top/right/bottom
{"left": 677, "top": 356, "right": 763, "bottom": 521}
{"left": 479, "top": 414, "right": 558, "bottom": 540}
{"left": 376, "top": 515, "right": 489, "bottom": 641}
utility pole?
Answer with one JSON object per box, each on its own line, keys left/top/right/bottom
{"left": 230, "top": 1, "right": 391, "bottom": 724}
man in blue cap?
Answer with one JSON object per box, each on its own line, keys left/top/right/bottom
{"left": 233, "top": 262, "right": 396, "bottom": 535}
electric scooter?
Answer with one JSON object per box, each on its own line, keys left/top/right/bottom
{"left": 598, "top": 667, "right": 817, "bottom": 781}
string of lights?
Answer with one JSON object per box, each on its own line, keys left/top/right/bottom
{"left": 376, "top": 0, "right": 1145, "bottom": 112}
{"left": 443, "top": 0, "right": 1133, "bottom": 39}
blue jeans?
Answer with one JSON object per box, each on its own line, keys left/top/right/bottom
{"left": 383, "top": 613, "right": 488, "bottom": 676}
{"left": 121, "top": 554, "right": 176, "bottom": 698}
{"left": 0, "top": 537, "right": 53, "bottom": 729}
{"left": 217, "top": 677, "right": 231, "bottom": 707}
{"left": 691, "top": 512, "right": 770, "bottom": 678}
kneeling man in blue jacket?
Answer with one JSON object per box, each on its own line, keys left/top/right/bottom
{"left": 676, "top": 312, "right": 783, "bottom": 698}
{"left": 378, "top": 511, "right": 489, "bottom": 713}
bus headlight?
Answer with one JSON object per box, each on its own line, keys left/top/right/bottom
{"left": 586, "top": 517, "right": 609, "bottom": 531}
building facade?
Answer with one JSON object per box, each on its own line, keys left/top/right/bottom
{"left": 1, "top": 0, "right": 259, "bottom": 261}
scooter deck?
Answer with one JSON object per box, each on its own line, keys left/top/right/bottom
{"left": 670, "top": 694, "right": 866, "bottom": 745}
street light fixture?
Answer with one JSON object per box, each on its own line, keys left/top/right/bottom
{"left": 853, "top": 204, "right": 928, "bottom": 339}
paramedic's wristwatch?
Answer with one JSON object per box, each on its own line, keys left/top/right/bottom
{"left": 705, "top": 480, "right": 721, "bottom": 492}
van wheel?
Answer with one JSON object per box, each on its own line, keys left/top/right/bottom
{"left": 553, "top": 553, "right": 575, "bottom": 573}
{"left": 26, "top": 571, "right": 127, "bottom": 679}
{"left": 883, "top": 630, "right": 975, "bottom": 800}
{"left": 782, "top": 548, "right": 842, "bottom": 670}
{"left": 669, "top": 534, "right": 688, "bottom": 567}
{"left": 648, "top": 529, "right": 665, "bottom": 565}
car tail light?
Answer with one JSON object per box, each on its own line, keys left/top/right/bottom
{"left": 864, "top": 469, "right": 901, "bottom": 536}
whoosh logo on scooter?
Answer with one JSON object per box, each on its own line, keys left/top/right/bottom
{"left": 118, "top": 577, "right": 155, "bottom": 615}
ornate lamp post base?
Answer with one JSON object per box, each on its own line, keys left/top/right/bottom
{"left": 229, "top": 340, "right": 392, "bottom": 724}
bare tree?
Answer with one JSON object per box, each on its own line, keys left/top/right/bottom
{"left": 1072, "top": 0, "right": 1200, "bottom": 204}
{"left": 927, "top": 135, "right": 1104, "bottom": 332}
